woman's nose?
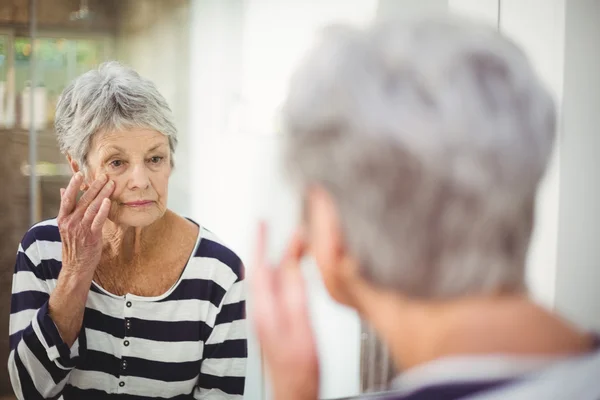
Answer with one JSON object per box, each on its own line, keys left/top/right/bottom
{"left": 127, "top": 163, "right": 151, "bottom": 190}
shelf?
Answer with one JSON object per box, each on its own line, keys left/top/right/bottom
{"left": 0, "top": 127, "right": 55, "bottom": 137}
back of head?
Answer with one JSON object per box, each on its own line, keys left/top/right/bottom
{"left": 282, "top": 16, "right": 556, "bottom": 299}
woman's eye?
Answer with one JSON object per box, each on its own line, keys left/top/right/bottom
{"left": 149, "top": 156, "right": 164, "bottom": 164}
{"left": 109, "top": 160, "right": 123, "bottom": 168}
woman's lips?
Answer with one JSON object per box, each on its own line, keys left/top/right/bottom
{"left": 122, "top": 200, "right": 154, "bottom": 207}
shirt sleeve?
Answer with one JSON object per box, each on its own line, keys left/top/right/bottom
{"left": 194, "top": 265, "right": 247, "bottom": 399}
{"left": 8, "top": 234, "right": 86, "bottom": 400}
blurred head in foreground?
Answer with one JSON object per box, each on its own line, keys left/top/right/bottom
{"left": 256, "top": 16, "right": 600, "bottom": 400}
{"left": 284, "top": 17, "right": 555, "bottom": 305}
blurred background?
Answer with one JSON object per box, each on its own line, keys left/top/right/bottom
{"left": 0, "top": 0, "right": 598, "bottom": 399}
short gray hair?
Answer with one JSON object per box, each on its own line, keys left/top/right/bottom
{"left": 283, "top": 17, "right": 556, "bottom": 299}
{"left": 55, "top": 61, "right": 178, "bottom": 168}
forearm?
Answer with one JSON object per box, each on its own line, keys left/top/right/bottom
{"left": 9, "top": 275, "right": 86, "bottom": 399}
{"left": 49, "top": 267, "right": 94, "bottom": 346}
{"left": 8, "top": 304, "right": 74, "bottom": 400}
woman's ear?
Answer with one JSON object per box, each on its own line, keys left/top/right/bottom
{"left": 66, "top": 155, "right": 89, "bottom": 191}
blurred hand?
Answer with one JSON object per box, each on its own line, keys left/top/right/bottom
{"left": 250, "top": 223, "right": 320, "bottom": 400}
{"left": 57, "top": 172, "right": 114, "bottom": 278}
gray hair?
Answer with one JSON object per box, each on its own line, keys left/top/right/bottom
{"left": 283, "top": 17, "right": 556, "bottom": 299}
{"left": 55, "top": 61, "right": 178, "bottom": 168}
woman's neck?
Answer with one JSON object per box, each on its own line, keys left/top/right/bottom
{"left": 101, "top": 210, "right": 174, "bottom": 265}
{"left": 356, "top": 287, "right": 593, "bottom": 372}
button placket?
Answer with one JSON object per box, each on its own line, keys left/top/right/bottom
{"left": 119, "top": 296, "right": 133, "bottom": 393}
{"left": 123, "top": 296, "right": 133, "bottom": 350}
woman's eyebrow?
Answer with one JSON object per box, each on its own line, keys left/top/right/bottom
{"left": 146, "top": 143, "right": 168, "bottom": 153}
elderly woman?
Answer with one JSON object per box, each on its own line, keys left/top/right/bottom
{"left": 251, "top": 17, "right": 600, "bottom": 400}
{"left": 8, "top": 62, "right": 246, "bottom": 399}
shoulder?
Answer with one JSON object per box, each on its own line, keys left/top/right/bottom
{"left": 193, "top": 225, "right": 244, "bottom": 283}
{"left": 16, "top": 219, "right": 62, "bottom": 278}
{"left": 473, "top": 350, "right": 600, "bottom": 400}
{"left": 20, "top": 218, "right": 61, "bottom": 254}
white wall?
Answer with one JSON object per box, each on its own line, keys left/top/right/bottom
{"left": 377, "top": 0, "right": 447, "bottom": 19}
{"left": 498, "top": 0, "right": 565, "bottom": 310}
{"left": 555, "top": 0, "right": 600, "bottom": 331}
{"left": 498, "top": 0, "right": 600, "bottom": 329}
{"left": 116, "top": 0, "right": 191, "bottom": 216}
{"left": 448, "top": 0, "right": 498, "bottom": 26}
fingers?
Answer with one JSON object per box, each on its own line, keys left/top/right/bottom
{"left": 281, "top": 267, "right": 310, "bottom": 329}
{"left": 90, "top": 198, "right": 111, "bottom": 235}
{"left": 250, "top": 223, "right": 319, "bottom": 399}
{"left": 253, "top": 221, "right": 268, "bottom": 272}
{"left": 279, "top": 229, "right": 308, "bottom": 328}
{"left": 251, "top": 224, "right": 310, "bottom": 343}
{"left": 82, "top": 180, "right": 115, "bottom": 227}
{"left": 280, "top": 228, "right": 306, "bottom": 270}
{"left": 251, "top": 223, "right": 279, "bottom": 335}
{"left": 58, "top": 172, "right": 84, "bottom": 220}
{"left": 76, "top": 174, "right": 109, "bottom": 214}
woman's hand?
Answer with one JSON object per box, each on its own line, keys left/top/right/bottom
{"left": 57, "top": 172, "right": 114, "bottom": 278}
{"left": 49, "top": 172, "right": 114, "bottom": 346}
{"left": 250, "top": 223, "right": 320, "bottom": 400}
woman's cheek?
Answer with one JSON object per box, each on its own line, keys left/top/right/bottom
{"left": 108, "top": 179, "right": 124, "bottom": 201}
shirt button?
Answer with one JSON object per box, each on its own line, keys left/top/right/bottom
{"left": 126, "top": 301, "right": 132, "bottom": 308}
{"left": 122, "top": 360, "right": 128, "bottom": 369}
{"left": 125, "top": 320, "right": 131, "bottom": 330}
{"left": 119, "top": 381, "right": 125, "bottom": 387}
{"left": 124, "top": 340, "right": 130, "bottom": 347}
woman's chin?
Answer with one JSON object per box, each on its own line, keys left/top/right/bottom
{"left": 109, "top": 207, "right": 164, "bottom": 228}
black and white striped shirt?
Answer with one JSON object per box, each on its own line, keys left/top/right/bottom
{"left": 8, "top": 218, "right": 247, "bottom": 399}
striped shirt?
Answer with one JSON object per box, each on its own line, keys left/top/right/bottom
{"left": 8, "top": 218, "right": 247, "bottom": 400}
{"left": 353, "top": 339, "right": 600, "bottom": 400}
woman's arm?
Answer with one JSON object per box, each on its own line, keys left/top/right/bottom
{"left": 195, "top": 264, "right": 247, "bottom": 399}
{"left": 8, "top": 227, "right": 83, "bottom": 399}
{"left": 8, "top": 173, "right": 114, "bottom": 399}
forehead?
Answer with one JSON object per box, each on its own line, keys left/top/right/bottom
{"left": 92, "top": 129, "right": 169, "bottom": 152}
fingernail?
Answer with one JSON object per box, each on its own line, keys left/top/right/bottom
{"left": 108, "top": 180, "right": 114, "bottom": 187}
{"left": 76, "top": 171, "right": 84, "bottom": 179}
{"left": 100, "top": 174, "right": 108, "bottom": 183}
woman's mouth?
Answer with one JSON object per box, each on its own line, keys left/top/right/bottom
{"left": 122, "top": 200, "right": 154, "bottom": 207}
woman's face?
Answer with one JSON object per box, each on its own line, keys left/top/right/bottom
{"left": 84, "top": 128, "right": 171, "bottom": 228}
